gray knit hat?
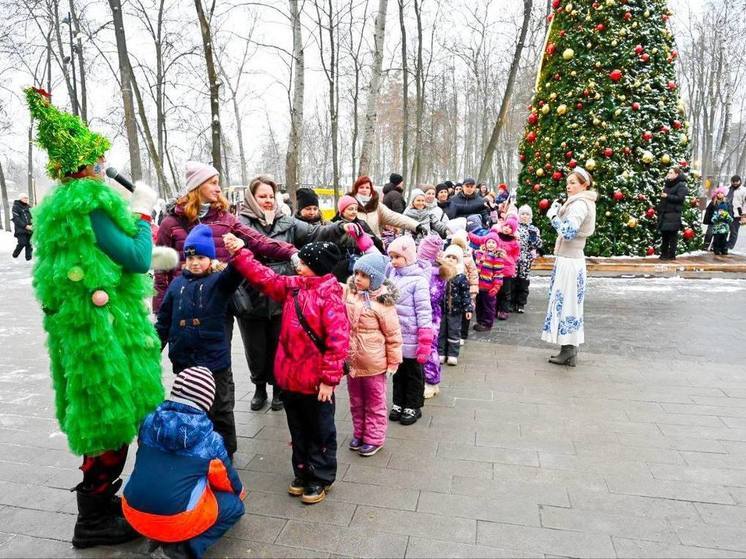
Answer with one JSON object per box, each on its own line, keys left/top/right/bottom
{"left": 353, "top": 253, "right": 388, "bottom": 290}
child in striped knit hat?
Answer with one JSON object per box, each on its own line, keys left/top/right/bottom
{"left": 472, "top": 232, "right": 506, "bottom": 332}
{"left": 123, "top": 366, "right": 246, "bottom": 559}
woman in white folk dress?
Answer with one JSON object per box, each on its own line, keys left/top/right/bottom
{"left": 542, "top": 167, "right": 597, "bottom": 367}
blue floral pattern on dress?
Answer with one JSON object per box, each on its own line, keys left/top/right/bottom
{"left": 558, "top": 316, "right": 583, "bottom": 334}
{"left": 576, "top": 269, "right": 585, "bottom": 304}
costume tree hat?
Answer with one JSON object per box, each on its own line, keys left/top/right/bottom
{"left": 25, "top": 87, "right": 111, "bottom": 180}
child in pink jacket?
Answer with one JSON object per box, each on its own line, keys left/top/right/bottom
{"left": 470, "top": 215, "right": 519, "bottom": 321}
{"left": 226, "top": 236, "right": 350, "bottom": 505}
{"left": 344, "top": 252, "right": 403, "bottom": 457}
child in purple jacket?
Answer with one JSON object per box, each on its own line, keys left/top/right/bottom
{"left": 417, "top": 235, "right": 455, "bottom": 399}
{"left": 385, "top": 236, "right": 433, "bottom": 425}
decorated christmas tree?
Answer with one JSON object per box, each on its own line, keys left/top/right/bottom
{"left": 516, "top": 0, "right": 701, "bottom": 257}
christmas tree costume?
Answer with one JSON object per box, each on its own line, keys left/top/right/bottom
{"left": 517, "top": 0, "right": 700, "bottom": 257}
{"left": 26, "top": 87, "right": 164, "bottom": 549}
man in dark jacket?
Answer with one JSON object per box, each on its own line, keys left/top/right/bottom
{"left": 727, "top": 175, "right": 745, "bottom": 249}
{"left": 445, "top": 177, "right": 488, "bottom": 222}
{"left": 382, "top": 173, "right": 406, "bottom": 213}
{"left": 11, "top": 194, "right": 33, "bottom": 260}
{"left": 657, "top": 167, "right": 689, "bottom": 260}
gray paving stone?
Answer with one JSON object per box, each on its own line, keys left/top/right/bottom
{"left": 243, "top": 490, "right": 356, "bottom": 527}
{"left": 416, "top": 490, "right": 540, "bottom": 526}
{"left": 323, "top": 481, "right": 419, "bottom": 511}
{"left": 0, "top": 507, "right": 75, "bottom": 542}
{"left": 207, "top": 537, "right": 329, "bottom": 558}
{"left": 350, "top": 505, "right": 477, "bottom": 543}
{"left": 695, "top": 503, "right": 746, "bottom": 527}
{"left": 612, "top": 537, "right": 746, "bottom": 558}
{"left": 226, "top": 513, "right": 287, "bottom": 544}
{"left": 404, "top": 536, "right": 537, "bottom": 558}
{"left": 450, "top": 476, "right": 570, "bottom": 507}
{"left": 476, "top": 521, "right": 616, "bottom": 558}
{"left": 538, "top": 452, "right": 654, "bottom": 479}
{"left": 567, "top": 487, "right": 701, "bottom": 521}
{"left": 386, "top": 453, "right": 493, "bottom": 479}
{"left": 674, "top": 520, "right": 746, "bottom": 552}
{"left": 275, "top": 520, "right": 408, "bottom": 557}
{"left": 605, "top": 474, "right": 736, "bottom": 504}
{"left": 436, "top": 442, "right": 540, "bottom": 466}
{"left": 650, "top": 463, "right": 746, "bottom": 487}
{"left": 540, "top": 505, "right": 679, "bottom": 544}
{"left": 343, "top": 463, "right": 452, "bottom": 493}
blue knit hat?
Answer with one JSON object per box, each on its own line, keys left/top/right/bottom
{"left": 353, "top": 253, "right": 388, "bottom": 290}
{"left": 184, "top": 224, "right": 216, "bottom": 259}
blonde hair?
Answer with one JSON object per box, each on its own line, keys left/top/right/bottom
{"left": 177, "top": 188, "right": 229, "bottom": 223}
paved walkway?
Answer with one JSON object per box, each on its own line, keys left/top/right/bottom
{"left": 1, "top": 247, "right": 746, "bottom": 557}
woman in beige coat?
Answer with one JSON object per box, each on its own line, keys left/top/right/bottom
{"left": 350, "top": 176, "right": 421, "bottom": 238}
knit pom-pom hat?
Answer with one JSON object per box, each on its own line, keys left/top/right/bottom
{"left": 185, "top": 161, "right": 219, "bottom": 193}
{"left": 387, "top": 235, "right": 417, "bottom": 265}
{"left": 417, "top": 234, "right": 444, "bottom": 263}
{"left": 502, "top": 216, "right": 519, "bottom": 235}
{"left": 518, "top": 204, "right": 533, "bottom": 219}
{"left": 443, "top": 243, "right": 465, "bottom": 274}
{"left": 353, "top": 253, "right": 389, "bottom": 290}
{"left": 712, "top": 186, "right": 729, "bottom": 199}
{"left": 409, "top": 188, "right": 426, "bottom": 206}
{"left": 184, "top": 224, "right": 216, "bottom": 259}
{"left": 170, "top": 366, "right": 216, "bottom": 412}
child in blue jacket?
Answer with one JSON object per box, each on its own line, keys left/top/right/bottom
{"left": 123, "top": 366, "right": 245, "bottom": 559}
{"left": 155, "top": 224, "right": 244, "bottom": 457}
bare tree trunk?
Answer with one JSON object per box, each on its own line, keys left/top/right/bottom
{"left": 27, "top": 121, "right": 35, "bottom": 204}
{"left": 358, "top": 0, "right": 388, "bottom": 177}
{"left": 411, "top": 0, "right": 424, "bottom": 188}
{"left": 478, "top": 0, "right": 532, "bottom": 183}
{"left": 0, "top": 161, "right": 10, "bottom": 232}
{"left": 286, "top": 0, "right": 304, "bottom": 198}
{"left": 398, "top": 0, "right": 408, "bottom": 185}
{"left": 108, "top": 0, "right": 143, "bottom": 180}
{"left": 194, "top": 0, "right": 222, "bottom": 179}
{"left": 51, "top": 1, "right": 78, "bottom": 117}
{"left": 69, "top": 0, "right": 87, "bottom": 122}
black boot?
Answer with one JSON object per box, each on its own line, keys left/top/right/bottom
{"left": 250, "top": 383, "right": 268, "bottom": 411}
{"left": 548, "top": 345, "right": 577, "bottom": 367}
{"left": 71, "top": 483, "right": 140, "bottom": 549}
{"left": 270, "top": 386, "right": 284, "bottom": 411}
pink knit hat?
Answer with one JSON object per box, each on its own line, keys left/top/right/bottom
{"left": 185, "top": 161, "right": 219, "bottom": 193}
{"left": 502, "top": 216, "right": 519, "bottom": 235}
{"left": 480, "top": 230, "right": 502, "bottom": 247}
{"left": 387, "top": 235, "right": 417, "bottom": 265}
{"left": 712, "top": 186, "right": 728, "bottom": 199}
{"left": 417, "top": 234, "right": 444, "bottom": 263}
{"left": 337, "top": 195, "right": 358, "bottom": 215}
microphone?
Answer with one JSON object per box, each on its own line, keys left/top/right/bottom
{"left": 105, "top": 167, "right": 135, "bottom": 192}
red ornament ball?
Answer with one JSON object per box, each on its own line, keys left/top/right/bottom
{"left": 519, "top": 153, "right": 526, "bottom": 162}
{"left": 592, "top": 1, "right": 600, "bottom": 9}
{"left": 642, "top": 131, "right": 653, "bottom": 141}
{"left": 683, "top": 228, "right": 695, "bottom": 241}
{"left": 559, "top": 30, "right": 566, "bottom": 38}
{"left": 528, "top": 113, "right": 538, "bottom": 125}
{"left": 623, "top": 146, "right": 632, "bottom": 156}
{"left": 526, "top": 131, "right": 537, "bottom": 143}
{"left": 544, "top": 162, "right": 553, "bottom": 170}
{"left": 623, "top": 11, "right": 632, "bottom": 21}
{"left": 673, "top": 120, "right": 683, "bottom": 129}
{"left": 667, "top": 80, "right": 677, "bottom": 91}
{"left": 568, "top": 159, "right": 578, "bottom": 168}
{"left": 631, "top": 102, "right": 641, "bottom": 111}
{"left": 637, "top": 193, "right": 648, "bottom": 202}
{"left": 539, "top": 198, "right": 551, "bottom": 210}
{"left": 613, "top": 191, "right": 624, "bottom": 201}
{"left": 634, "top": 44, "right": 644, "bottom": 55}
{"left": 565, "top": 150, "right": 574, "bottom": 159}
{"left": 552, "top": 171, "right": 564, "bottom": 181}
{"left": 552, "top": 0, "right": 560, "bottom": 8}
{"left": 576, "top": 102, "right": 584, "bottom": 110}
{"left": 595, "top": 23, "right": 605, "bottom": 31}
{"left": 660, "top": 125, "right": 670, "bottom": 134}
{"left": 554, "top": 73, "right": 562, "bottom": 81}
{"left": 645, "top": 208, "right": 656, "bottom": 219}
{"left": 646, "top": 247, "right": 655, "bottom": 256}
{"left": 603, "top": 147, "right": 614, "bottom": 158}
{"left": 609, "top": 69, "right": 623, "bottom": 82}
{"left": 532, "top": 183, "right": 542, "bottom": 192}
{"left": 640, "top": 53, "right": 650, "bottom": 62}
{"left": 546, "top": 42, "right": 556, "bottom": 56}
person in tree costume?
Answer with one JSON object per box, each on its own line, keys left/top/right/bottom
{"left": 25, "top": 87, "right": 165, "bottom": 549}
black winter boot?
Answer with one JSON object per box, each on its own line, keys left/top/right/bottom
{"left": 270, "top": 386, "right": 284, "bottom": 411}
{"left": 251, "top": 383, "right": 268, "bottom": 411}
{"left": 548, "top": 345, "right": 577, "bottom": 367}
{"left": 71, "top": 483, "right": 140, "bottom": 549}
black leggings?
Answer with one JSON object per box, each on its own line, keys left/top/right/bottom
{"left": 660, "top": 230, "right": 679, "bottom": 259}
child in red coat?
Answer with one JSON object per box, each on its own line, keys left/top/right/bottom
{"left": 226, "top": 235, "right": 350, "bottom": 505}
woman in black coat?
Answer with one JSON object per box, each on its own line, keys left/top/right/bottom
{"left": 657, "top": 166, "right": 688, "bottom": 260}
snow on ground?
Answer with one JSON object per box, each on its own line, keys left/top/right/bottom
{"left": 532, "top": 275, "right": 746, "bottom": 292}
{"left": 0, "top": 230, "right": 16, "bottom": 254}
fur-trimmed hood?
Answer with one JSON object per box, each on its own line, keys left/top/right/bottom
{"left": 345, "top": 276, "right": 399, "bottom": 306}
{"left": 436, "top": 258, "right": 457, "bottom": 281}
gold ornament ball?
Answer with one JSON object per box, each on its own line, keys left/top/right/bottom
{"left": 536, "top": 168, "right": 545, "bottom": 177}
{"left": 557, "top": 104, "right": 568, "bottom": 115}
{"left": 549, "top": 92, "right": 558, "bottom": 100}
{"left": 606, "top": 0, "right": 615, "bottom": 6}
{"left": 563, "top": 48, "right": 575, "bottom": 60}
{"left": 644, "top": 9, "right": 650, "bottom": 16}
{"left": 541, "top": 104, "right": 550, "bottom": 114}
{"left": 571, "top": 71, "right": 577, "bottom": 77}
{"left": 618, "top": 94, "right": 626, "bottom": 101}
{"left": 605, "top": 211, "right": 612, "bottom": 217}
{"left": 627, "top": 217, "right": 638, "bottom": 228}
{"left": 585, "top": 158, "right": 597, "bottom": 171}
{"left": 679, "top": 135, "right": 689, "bottom": 145}
{"left": 571, "top": 9, "right": 578, "bottom": 15}
{"left": 595, "top": 62, "right": 602, "bottom": 68}
{"left": 565, "top": 2, "right": 573, "bottom": 11}
{"left": 642, "top": 150, "right": 655, "bottom": 164}
{"left": 614, "top": 109, "right": 622, "bottom": 117}
{"left": 660, "top": 153, "right": 671, "bottom": 164}
{"left": 611, "top": 40, "right": 618, "bottom": 47}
